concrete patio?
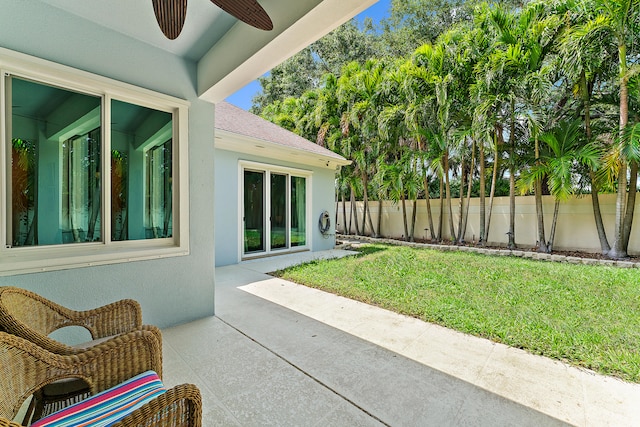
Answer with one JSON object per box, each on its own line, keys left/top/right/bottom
{"left": 161, "top": 250, "right": 640, "bottom": 426}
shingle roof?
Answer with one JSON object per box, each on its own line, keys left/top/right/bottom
{"left": 215, "top": 101, "right": 346, "bottom": 161}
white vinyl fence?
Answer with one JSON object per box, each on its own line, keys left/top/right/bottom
{"left": 336, "top": 194, "right": 640, "bottom": 256}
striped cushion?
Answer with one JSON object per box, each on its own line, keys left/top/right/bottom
{"left": 32, "top": 371, "right": 166, "bottom": 427}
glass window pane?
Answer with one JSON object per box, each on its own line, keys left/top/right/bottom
{"left": 244, "top": 170, "right": 265, "bottom": 253}
{"left": 110, "top": 99, "right": 172, "bottom": 241}
{"left": 146, "top": 139, "right": 172, "bottom": 238}
{"left": 10, "top": 138, "right": 37, "bottom": 246}
{"left": 61, "top": 129, "right": 101, "bottom": 243}
{"left": 270, "top": 173, "right": 287, "bottom": 249}
{"left": 9, "top": 77, "right": 101, "bottom": 246}
{"left": 291, "top": 176, "right": 306, "bottom": 247}
{"left": 111, "top": 149, "right": 128, "bottom": 241}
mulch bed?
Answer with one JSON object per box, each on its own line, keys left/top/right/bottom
{"left": 337, "top": 235, "right": 640, "bottom": 264}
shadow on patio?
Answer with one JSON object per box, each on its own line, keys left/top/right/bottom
{"left": 161, "top": 251, "right": 639, "bottom": 426}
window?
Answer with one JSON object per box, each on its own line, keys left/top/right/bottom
{"left": 241, "top": 161, "right": 310, "bottom": 258}
{"left": 110, "top": 99, "right": 174, "bottom": 241}
{"left": 1, "top": 51, "right": 189, "bottom": 275}
{"left": 10, "top": 78, "right": 103, "bottom": 247}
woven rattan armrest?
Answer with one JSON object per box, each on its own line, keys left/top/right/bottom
{"left": 112, "top": 384, "right": 203, "bottom": 427}
{"left": 68, "top": 298, "right": 142, "bottom": 338}
{"left": 0, "top": 330, "right": 162, "bottom": 422}
{"left": 0, "top": 287, "right": 143, "bottom": 355}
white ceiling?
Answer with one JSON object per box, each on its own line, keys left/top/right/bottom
{"left": 40, "top": 0, "right": 238, "bottom": 61}
{"left": 35, "top": 0, "right": 378, "bottom": 102}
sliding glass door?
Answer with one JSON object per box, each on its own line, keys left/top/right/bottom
{"left": 270, "top": 173, "right": 287, "bottom": 250}
{"left": 291, "top": 176, "right": 306, "bottom": 247}
{"left": 242, "top": 165, "right": 308, "bottom": 257}
{"left": 243, "top": 170, "right": 265, "bottom": 253}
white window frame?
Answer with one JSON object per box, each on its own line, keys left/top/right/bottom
{"left": 239, "top": 160, "right": 312, "bottom": 261}
{"left": 0, "top": 48, "right": 190, "bottom": 276}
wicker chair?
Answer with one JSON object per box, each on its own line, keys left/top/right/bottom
{"left": 0, "top": 331, "right": 202, "bottom": 427}
{"left": 0, "top": 287, "right": 163, "bottom": 422}
{"left": 0, "top": 286, "right": 156, "bottom": 354}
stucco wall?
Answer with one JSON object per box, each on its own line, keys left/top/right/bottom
{"left": 339, "top": 194, "right": 640, "bottom": 255}
{"left": 214, "top": 148, "right": 338, "bottom": 267}
{"left": 0, "top": 2, "right": 215, "bottom": 328}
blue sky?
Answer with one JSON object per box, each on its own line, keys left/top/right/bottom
{"left": 225, "top": 0, "right": 391, "bottom": 110}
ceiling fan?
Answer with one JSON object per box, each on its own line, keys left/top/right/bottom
{"left": 152, "top": 0, "right": 273, "bottom": 40}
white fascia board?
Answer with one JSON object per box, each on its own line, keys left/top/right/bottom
{"left": 197, "top": 0, "right": 377, "bottom": 103}
{"left": 215, "top": 129, "right": 351, "bottom": 169}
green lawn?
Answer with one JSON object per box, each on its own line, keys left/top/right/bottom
{"left": 274, "top": 244, "right": 640, "bottom": 383}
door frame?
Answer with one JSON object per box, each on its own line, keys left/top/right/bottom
{"left": 238, "top": 160, "right": 312, "bottom": 261}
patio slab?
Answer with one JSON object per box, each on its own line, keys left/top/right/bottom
{"left": 162, "top": 250, "right": 640, "bottom": 426}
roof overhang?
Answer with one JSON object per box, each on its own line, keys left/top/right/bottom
{"left": 198, "top": 0, "right": 377, "bottom": 102}
{"left": 215, "top": 128, "right": 352, "bottom": 170}
{"left": 19, "top": 1, "right": 377, "bottom": 105}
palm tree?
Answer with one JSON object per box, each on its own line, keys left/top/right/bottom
{"left": 457, "top": 133, "right": 476, "bottom": 243}
{"left": 403, "top": 60, "right": 438, "bottom": 241}
{"left": 572, "top": 0, "right": 640, "bottom": 258}
{"left": 441, "top": 24, "right": 485, "bottom": 244}
{"left": 523, "top": 113, "right": 550, "bottom": 252}
{"left": 313, "top": 73, "right": 353, "bottom": 234}
{"left": 561, "top": 0, "right": 619, "bottom": 254}
{"left": 376, "top": 60, "right": 414, "bottom": 238}
{"left": 409, "top": 41, "right": 461, "bottom": 242}
{"left": 475, "top": 1, "right": 566, "bottom": 249}
{"left": 519, "top": 120, "right": 600, "bottom": 251}
{"left": 337, "top": 60, "right": 388, "bottom": 236}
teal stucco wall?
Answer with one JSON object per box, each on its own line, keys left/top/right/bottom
{"left": 214, "top": 148, "right": 338, "bottom": 267}
{"left": 0, "top": 2, "right": 215, "bottom": 328}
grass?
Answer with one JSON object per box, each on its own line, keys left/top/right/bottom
{"left": 244, "top": 229, "right": 306, "bottom": 252}
{"left": 274, "top": 244, "right": 640, "bottom": 383}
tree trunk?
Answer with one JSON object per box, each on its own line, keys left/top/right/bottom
{"left": 438, "top": 174, "right": 444, "bottom": 241}
{"left": 444, "top": 152, "right": 457, "bottom": 242}
{"left": 508, "top": 169, "right": 516, "bottom": 249}
{"left": 534, "top": 134, "right": 548, "bottom": 253}
{"left": 423, "top": 171, "right": 435, "bottom": 241}
{"left": 609, "top": 162, "right": 628, "bottom": 258}
{"left": 348, "top": 188, "right": 352, "bottom": 234}
{"left": 547, "top": 199, "right": 560, "bottom": 252}
{"left": 590, "top": 174, "right": 610, "bottom": 254}
{"left": 485, "top": 128, "right": 501, "bottom": 245}
{"left": 410, "top": 197, "right": 418, "bottom": 242}
{"left": 350, "top": 185, "right": 359, "bottom": 236}
{"left": 401, "top": 194, "right": 409, "bottom": 241}
{"left": 366, "top": 200, "right": 376, "bottom": 237}
{"left": 622, "top": 160, "right": 638, "bottom": 250}
{"left": 361, "top": 172, "right": 369, "bottom": 236}
{"left": 507, "top": 101, "right": 516, "bottom": 250}
{"left": 581, "top": 70, "right": 610, "bottom": 254}
{"left": 459, "top": 139, "right": 475, "bottom": 244}
{"left": 457, "top": 154, "right": 466, "bottom": 243}
{"left": 478, "top": 142, "right": 486, "bottom": 244}
{"left": 342, "top": 193, "right": 347, "bottom": 235}
{"left": 534, "top": 180, "right": 548, "bottom": 252}
{"left": 377, "top": 199, "right": 383, "bottom": 238}
{"left": 607, "top": 43, "right": 630, "bottom": 259}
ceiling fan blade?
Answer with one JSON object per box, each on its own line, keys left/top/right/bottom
{"left": 152, "top": 0, "right": 187, "bottom": 40}
{"left": 211, "top": 0, "right": 273, "bottom": 31}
